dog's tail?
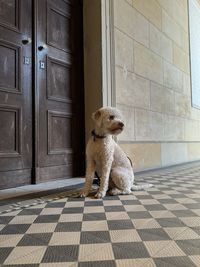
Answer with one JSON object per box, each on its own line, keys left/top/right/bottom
{"left": 131, "top": 183, "right": 153, "bottom": 191}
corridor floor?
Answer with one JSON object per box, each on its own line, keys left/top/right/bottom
{"left": 0, "top": 163, "right": 200, "bottom": 266}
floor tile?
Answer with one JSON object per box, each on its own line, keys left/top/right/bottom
{"left": 40, "top": 263, "right": 78, "bottom": 267}
{"left": 112, "top": 242, "right": 150, "bottom": 259}
{"left": 42, "top": 245, "right": 79, "bottom": 262}
{"left": 105, "top": 212, "right": 130, "bottom": 220}
{"left": 156, "top": 218, "right": 186, "bottom": 228}
{"left": 153, "top": 256, "right": 197, "bottom": 267}
{"left": 132, "top": 219, "right": 161, "bottom": 229}
{"left": 79, "top": 243, "right": 114, "bottom": 261}
{"left": 83, "top": 212, "right": 107, "bottom": 221}
{"left": 189, "top": 255, "right": 200, "bottom": 266}
{"left": 127, "top": 211, "right": 152, "bottom": 219}
{"left": 179, "top": 217, "right": 200, "bottom": 227}
{"left": 55, "top": 222, "right": 82, "bottom": 232}
{"left": 78, "top": 260, "right": 116, "bottom": 267}
{"left": 59, "top": 213, "right": 83, "bottom": 222}
{"left": 17, "top": 233, "right": 52, "bottom": 246}
{"left": 107, "top": 220, "right": 134, "bottom": 230}
{"left": 144, "top": 240, "right": 185, "bottom": 257}
{"left": 49, "top": 232, "right": 80, "bottom": 245}
{"left": 110, "top": 229, "right": 141, "bottom": 243}
{"left": 0, "top": 224, "right": 31, "bottom": 235}
{"left": 4, "top": 246, "right": 46, "bottom": 265}
{"left": 116, "top": 258, "right": 156, "bottom": 267}
{"left": 137, "top": 228, "right": 171, "bottom": 241}
{"left": 0, "top": 247, "right": 14, "bottom": 264}
{"left": 34, "top": 215, "right": 60, "bottom": 223}
{"left": 83, "top": 206, "right": 105, "bottom": 213}
{"left": 80, "top": 231, "right": 110, "bottom": 244}
{"left": 81, "top": 221, "right": 108, "bottom": 231}
{"left": 26, "top": 223, "right": 57, "bottom": 234}
{"left": 176, "top": 239, "right": 200, "bottom": 255}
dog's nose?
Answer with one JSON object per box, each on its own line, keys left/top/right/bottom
{"left": 118, "top": 122, "right": 124, "bottom": 128}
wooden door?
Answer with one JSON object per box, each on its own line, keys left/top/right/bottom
{"left": 35, "top": 0, "right": 85, "bottom": 182}
{"left": 0, "top": 0, "right": 33, "bottom": 188}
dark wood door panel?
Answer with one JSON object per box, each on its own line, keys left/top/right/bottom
{"left": 47, "top": 56, "right": 72, "bottom": 102}
{"left": 0, "top": 0, "right": 32, "bottom": 188}
{"left": 47, "top": 1, "right": 72, "bottom": 52}
{"left": 0, "top": 40, "right": 22, "bottom": 93}
{"left": 36, "top": 0, "right": 85, "bottom": 182}
{"left": 0, "top": 0, "right": 20, "bottom": 32}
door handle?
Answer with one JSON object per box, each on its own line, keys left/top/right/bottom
{"left": 22, "top": 38, "right": 32, "bottom": 45}
{"left": 38, "top": 44, "right": 47, "bottom": 51}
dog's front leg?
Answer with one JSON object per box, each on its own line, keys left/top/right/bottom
{"left": 95, "top": 159, "right": 112, "bottom": 199}
{"left": 80, "top": 160, "right": 95, "bottom": 197}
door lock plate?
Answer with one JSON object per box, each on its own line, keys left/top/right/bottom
{"left": 23, "top": 57, "right": 30, "bottom": 65}
{"left": 39, "top": 61, "right": 45, "bottom": 69}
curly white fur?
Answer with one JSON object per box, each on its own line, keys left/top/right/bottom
{"left": 80, "top": 107, "right": 152, "bottom": 198}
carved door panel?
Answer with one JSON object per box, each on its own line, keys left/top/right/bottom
{"left": 0, "top": 0, "right": 33, "bottom": 188}
{"left": 36, "top": 0, "right": 85, "bottom": 182}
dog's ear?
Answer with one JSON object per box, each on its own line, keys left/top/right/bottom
{"left": 92, "top": 110, "right": 101, "bottom": 121}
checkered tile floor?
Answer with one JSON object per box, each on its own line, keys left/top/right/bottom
{"left": 0, "top": 164, "right": 200, "bottom": 266}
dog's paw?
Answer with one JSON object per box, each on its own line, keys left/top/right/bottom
{"left": 95, "top": 191, "right": 106, "bottom": 199}
{"left": 79, "top": 191, "right": 89, "bottom": 198}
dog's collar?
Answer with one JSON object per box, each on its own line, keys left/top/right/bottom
{"left": 91, "top": 130, "right": 106, "bottom": 141}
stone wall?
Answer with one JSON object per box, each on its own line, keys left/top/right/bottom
{"left": 114, "top": 0, "right": 200, "bottom": 171}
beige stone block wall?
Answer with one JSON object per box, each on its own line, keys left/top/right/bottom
{"left": 120, "top": 143, "right": 161, "bottom": 171}
{"left": 113, "top": 0, "right": 200, "bottom": 171}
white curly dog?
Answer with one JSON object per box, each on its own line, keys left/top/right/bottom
{"left": 80, "top": 106, "right": 152, "bottom": 198}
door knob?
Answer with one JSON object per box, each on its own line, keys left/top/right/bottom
{"left": 38, "top": 44, "right": 47, "bottom": 51}
{"left": 22, "top": 38, "right": 32, "bottom": 45}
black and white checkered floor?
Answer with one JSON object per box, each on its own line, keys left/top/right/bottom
{"left": 0, "top": 163, "right": 200, "bottom": 266}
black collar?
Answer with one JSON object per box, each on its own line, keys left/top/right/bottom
{"left": 91, "top": 130, "right": 106, "bottom": 141}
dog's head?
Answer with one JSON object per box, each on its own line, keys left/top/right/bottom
{"left": 92, "top": 107, "right": 124, "bottom": 135}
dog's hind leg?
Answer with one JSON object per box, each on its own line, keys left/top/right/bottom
{"left": 109, "top": 187, "right": 131, "bottom": 195}
{"left": 109, "top": 168, "right": 133, "bottom": 195}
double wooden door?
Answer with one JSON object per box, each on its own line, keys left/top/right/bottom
{"left": 0, "top": 0, "right": 84, "bottom": 189}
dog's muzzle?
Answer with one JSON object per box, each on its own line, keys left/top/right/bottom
{"left": 109, "top": 122, "right": 124, "bottom": 132}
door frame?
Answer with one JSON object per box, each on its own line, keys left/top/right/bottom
{"left": 32, "top": 0, "right": 39, "bottom": 182}
{"left": 83, "top": 0, "right": 116, "bottom": 141}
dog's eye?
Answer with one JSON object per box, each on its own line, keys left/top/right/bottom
{"left": 109, "top": 115, "right": 115, "bottom": 120}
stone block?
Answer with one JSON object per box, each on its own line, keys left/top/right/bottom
{"left": 164, "top": 115, "right": 185, "bottom": 141}
{"left": 175, "top": 92, "right": 191, "bottom": 118}
{"left": 114, "top": 0, "right": 134, "bottom": 38}
{"left": 115, "top": 28, "right": 134, "bottom": 72}
{"left": 150, "top": 24, "right": 173, "bottom": 63}
{"left": 134, "top": 42, "right": 163, "bottom": 84}
{"left": 173, "top": 43, "right": 190, "bottom": 73}
{"left": 133, "top": 9, "right": 149, "bottom": 47}
{"left": 161, "top": 143, "right": 188, "bottom": 166}
{"left": 125, "top": 0, "right": 132, "bottom": 5}
{"left": 183, "top": 73, "right": 191, "bottom": 96}
{"left": 184, "top": 119, "right": 200, "bottom": 141}
{"left": 135, "top": 108, "right": 164, "bottom": 141}
{"left": 150, "top": 82, "right": 175, "bottom": 114}
{"left": 181, "top": 30, "right": 189, "bottom": 54}
{"left": 116, "top": 66, "right": 150, "bottom": 108}
{"left": 162, "top": 10, "right": 182, "bottom": 46}
{"left": 119, "top": 143, "right": 161, "bottom": 171}
{"left": 163, "top": 61, "right": 183, "bottom": 91}
{"left": 117, "top": 104, "right": 135, "bottom": 141}
{"left": 188, "top": 143, "right": 200, "bottom": 161}
{"left": 132, "top": 0, "right": 162, "bottom": 29}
